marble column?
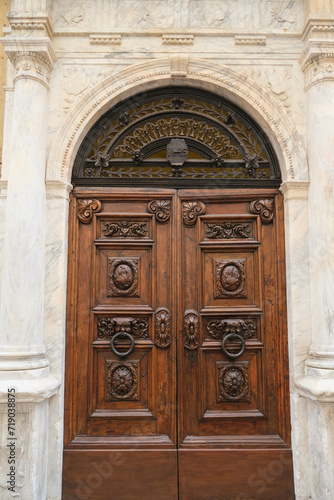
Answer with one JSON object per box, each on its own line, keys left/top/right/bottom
{"left": 296, "top": 43, "right": 334, "bottom": 499}
{"left": 0, "top": 37, "right": 59, "bottom": 499}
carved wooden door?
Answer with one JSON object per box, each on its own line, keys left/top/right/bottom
{"left": 63, "top": 187, "right": 294, "bottom": 500}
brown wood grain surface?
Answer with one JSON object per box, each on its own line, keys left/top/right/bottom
{"left": 63, "top": 188, "right": 294, "bottom": 499}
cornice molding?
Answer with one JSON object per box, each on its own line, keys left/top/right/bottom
{"left": 280, "top": 181, "right": 309, "bottom": 200}
{"left": 7, "top": 12, "right": 53, "bottom": 38}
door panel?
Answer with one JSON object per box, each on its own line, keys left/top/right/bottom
{"left": 63, "top": 188, "right": 294, "bottom": 499}
{"left": 63, "top": 190, "right": 177, "bottom": 500}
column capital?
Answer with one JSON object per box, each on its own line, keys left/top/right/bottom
{"left": 300, "top": 20, "right": 334, "bottom": 89}
{"left": 1, "top": 37, "right": 56, "bottom": 89}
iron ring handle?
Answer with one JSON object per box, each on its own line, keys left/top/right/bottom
{"left": 110, "top": 331, "right": 135, "bottom": 359}
{"left": 221, "top": 333, "right": 245, "bottom": 359}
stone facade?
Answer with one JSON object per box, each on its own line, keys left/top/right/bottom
{"left": 0, "top": 0, "right": 334, "bottom": 498}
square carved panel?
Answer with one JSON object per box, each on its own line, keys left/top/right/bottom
{"left": 214, "top": 258, "right": 246, "bottom": 298}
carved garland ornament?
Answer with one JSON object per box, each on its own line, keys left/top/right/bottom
{"left": 106, "top": 361, "right": 139, "bottom": 401}
{"left": 215, "top": 259, "right": 246, "bottom": 298}
{"left": 108, "top": 257, "right": 139, "bottom": 297}
{"left": 77, "top": 199, "right": 102, "bottom": 223}
{"left": 218, "top": 363, "right": 249, "bottom": 402}
{"left": 205, "top": 222, "right": 251, "bottom": 239}
{"left": 147, "top": 200, "right": 171, "bottom": 223}
{"left": 101, "top": 221, "right": 148, "bottom": 238}
{"left": 249, "top": 199, "right": 274, "bottom": 224}
{"left": 182, "top": 201, "right": 206, "bottom": 226}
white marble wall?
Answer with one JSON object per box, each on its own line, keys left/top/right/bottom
{"left": 1, "top": 0, "right": 334, "bottom": 498}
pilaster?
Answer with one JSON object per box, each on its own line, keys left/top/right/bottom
{"left": 0, "top": 8, "right": 59, "bottom": 499}
{"left": 296, "top": 10, "right": 334, "bottom": 499}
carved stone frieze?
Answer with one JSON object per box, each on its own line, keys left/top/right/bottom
{"left": 77, "top": 199, "right": 102, "bottom": 223}
{"left": 106, "top": 361, "right": 139, "bottom": 401}
{"left": 101, "top": 221, "right": 148, "bottom": 238}
{"left": 215, "top": 259, "right": 246, "bottom": 298}
{"left": 98, "top": 317, "right": 149, "bottom": 339}
{"left": 205, "top": 222, "right": 251, "bottom": 239}
{"left": 184, "top": 309, "right": 200, "bottom": 350}
{"left": 249, "top": 199, "right": 274, "bottom": 224}
{"left": 155, "top": 308, "right": 171, "bottom": 348}
{"left": 108, "top": 258, "right": 139, "bottom": 297}
{"left": 218, "top": 362, "right": 249, "bottom": 402}
{"left": 207, "top": 319, "right": 256, "bottom": 340}
{"left": 182, "top": 201, "right": 206, "bottom": 226}
{"left": 147, "top": 200, "right": 171, "bottom": 223}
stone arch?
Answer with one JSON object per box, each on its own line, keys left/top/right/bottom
{"left": 47, "top": 57, "right": 308, "bottom": 183}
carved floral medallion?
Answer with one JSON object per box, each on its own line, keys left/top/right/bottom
{"left": 155, "top": 308, "right": 171, "bottom": 348}
{"left": 184, "top": 309, "right": 200, "bottom": 349}
{"left": 106, "top": 361, "right": 139, "bottom": 401}
{"left": 218, "top": 363, "right": 249, "bottom": 402}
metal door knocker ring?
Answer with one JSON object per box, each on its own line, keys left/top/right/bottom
{"left": 110, "top": 332, "right": 135, "bottom": 358}
{"left": 221, "top": 333, "right": 245, "bottom": 359}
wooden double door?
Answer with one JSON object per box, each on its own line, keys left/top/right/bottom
{"left": 63, "top": 188, "right": 294, "bottom": 500}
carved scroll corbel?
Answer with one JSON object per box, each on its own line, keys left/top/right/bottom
{"left": 249, "top": 199, "right": 274, "bottom": 224}
{"left": 147, "top": 200, "right": 171, "bottom": 223}
{"left": 182, "top": 201, "right": 206, "bottom": 226}
{"left": 77, "top": 199, "right": 102, "bottom": 223}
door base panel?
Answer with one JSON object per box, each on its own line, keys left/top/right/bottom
{"left": 178, "top": 449, "right": 294, "bottom": 500}
{"left": 62, "top": 449, "right": 178, "bottom": 500}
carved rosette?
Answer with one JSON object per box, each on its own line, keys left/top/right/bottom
{"left": 108, "top": 258, "right": 139, "bottom": 297}
{"left": 249, "top": 199, "right": 274, "bottom": 224}
{"left": 106, "top": 361, "right": 139, "bottom": 401}
{"left": 154, "top": 308, "right": 171, "bottom": 348}
{"left": 183, "top": 309, "right": 200, "bottom": 349}
{"left": 215, "top": 259, "right": 246, "bottom": 298}
{"left": 218, "top": 363, "right": 249, "bottom": 402}
{"left": 77, "top": 199, "right": 102, "bottom": 224}
{"left": 182, "top": 201, "right": 206, "bottom": 226}
{"left": 102, "top": 221, "right": 148, "bottom": 238}
{"left": 205, "top": 222, "right": 251, "bottom": 239}
{"left": 147, "top": 200, "right": 171, "bottom": 223}
{"left": 207, "top": 319, "right": 256, "bottom": 340}
{"left": 98, "top": 317, "right": 149, "bottom": 339}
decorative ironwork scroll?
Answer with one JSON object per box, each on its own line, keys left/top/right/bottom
{"left": 72, "top": 87, "right": 281, "bottom": 187}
